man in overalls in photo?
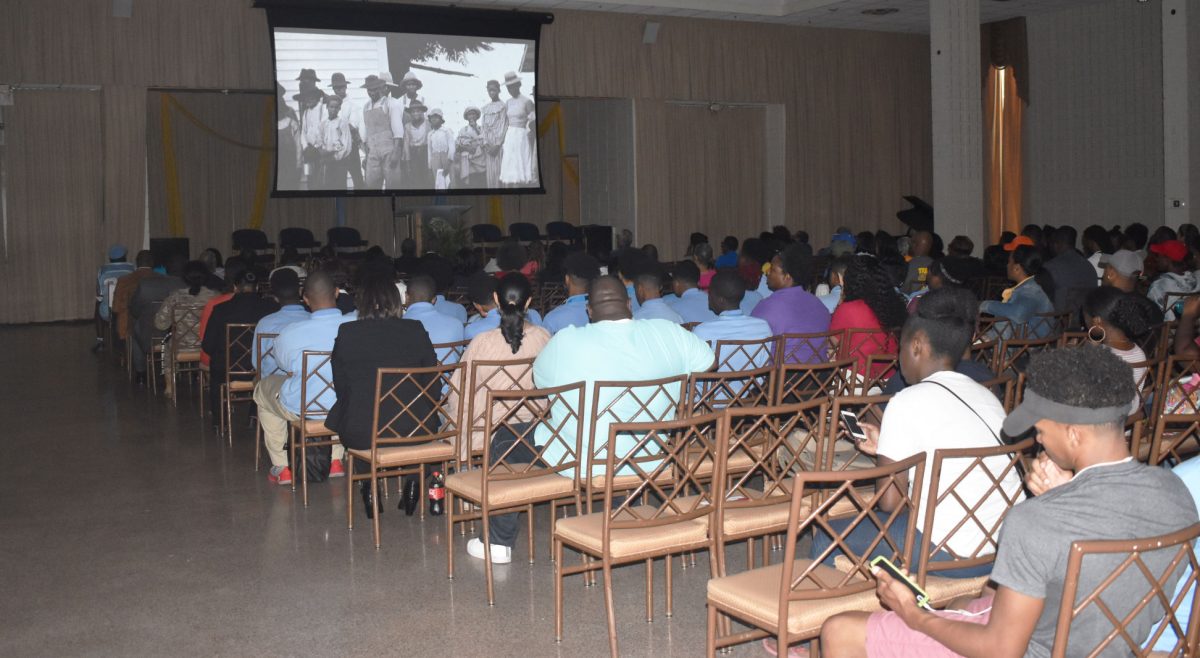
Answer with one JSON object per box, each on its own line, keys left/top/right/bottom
{"left": 360, "top": 74, "right": 403, "bottom": 190}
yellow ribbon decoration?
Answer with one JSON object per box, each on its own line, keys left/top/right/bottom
{"left": 160, "top": 94, "right": 185, "bottom": 237}
{"left": 489, "top": 195, "right": 504, "bottom": 228}
{"left": 164, "top": 94, "right": 273, "bottom": 152}
{"left": 537, "top": 102, "right": 578, "bottom": 186}
{"left": 248, "top": 98, "right": 274, "bottom": 230}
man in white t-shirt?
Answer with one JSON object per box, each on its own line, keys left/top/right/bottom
{"left": 810, "top": 287, "right": 1024, "bottom": 576}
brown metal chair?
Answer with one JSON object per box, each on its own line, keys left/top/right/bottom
{"left": 705, "top": 453, "right": 927, "bottom": 656}
{"left": 167, "top": 302, "right": 206, "bottom": 407}
{"left": 1050, "top": 522, "right": 1200, "bottom": 658}
{"left": 445, "top": 382, "right": 586, "bottom": 604}
{"left": 968, "top": 338, "right": 1001, "bottom": 373}
{"left": 913, "top": 439, "right": 1034, "bottom": 606}
{"left": 538, "top": 281, "right": 567, "bottom": 315}
{"left": 1139, "top": 414, "right": 1200, "bottom": 466}
{"left": 287, "top": 350, "right": 340, "bottom": 506}
{"left": 681, "top": 321, "right": 701, "bottom": 332}
{"left": 459, "top": 357, "right": 536, "bottom": 467}
{"left": 773, "top": 356, "right": 855, "bottom": 405}
{"left": 776, "top": 330, "right": 842, "bottom": 365}
{"left": 555, "top": 411, "right": 722, "bottom": 657}
{"left": 219, "top": 323, "right": 257, "bottom": 443}
{"left": 686, "top": 364, "right": 776, "bottom": 418}
{"left": 838, "top": 328, "right": 897, "bottom": 367}
{"left": 432, "top": 339, "right": 471, "bottom": 367}
{"left": 1155, "top": 356, "right": 1200, "bottom": 419}
{"left": 252, "top": 332, "right": 283, "bottom": 471}
{"left": 826, "top": 395, "right": 892, "bottom": 473}
{"left": 345, "top": 363, "right": 463, "bottom": 548}
{"left": 978, "top": 374, "right": 1017, "bottom": 413}
{"left": 975, "top": 314, "right": 1016, "bottom": 342}
{"left": 1025, "top": 310, "right": 1074, "bottom": 339}
{"left": 1139, "top": 319, "right": 1176, "bottom": 361}
{"left": 1058, "top": 330, "right": 1089, "bottom": 349}
{"left": 995, "top": 335, "right": 1057, "bottom": 381}
{"left": 855, "top": 353, "right": 898, "bottom": 395}
{"left": 711, "top": 336, "right": 779, "bottom": 372}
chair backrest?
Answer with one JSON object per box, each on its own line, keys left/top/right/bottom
{"left": 826, "top": 394, "right": 892, "bottom": 472}
{"left": 509, "top": 222, "right": 540, "bottom": 242}
{"left": 298, "top": 350, "right": 335, "bottom": 420}
{"left": 370, "top": 363, "right": 464, "bottom": 448}
{"left": 712, "top": 336, "right": 778, "bottom": 372}
{"left": 433, "top": 339, "right": 471, "bottom": 366}
{"left": 976, "top": 314, "right": 1016, "bottom": 342}
{"left": 776, "top": 330, "right": 843, "bottom": 365}
{"left": 968, "top": 338, "right": 1001, "bottom": 373}
{"left": 1155, "top": 356, "right": 1200, "bottom": 422}
{"left": 1024, "top": 310, "right": 1073, "bottom": 339}
{"left": 855, "top": 353, "right": 899, "bottom": 395}
{"left": 995, "top": 335, "right": 1057, "bottom": 380}
{"left": 232, "top": 228, "right": 268, "bottom": 251}
{"left": 915, "top": 438, "right": 1034, "bottom": 583}
{"left": 169, "top": 302, "right": 206, "bottom": 356}
{"left": 471, "top": 223, "right": 503, "bottom": 243}
{"left": 254, "top": 332, "right": 282, "bottom": 381}
{"left": 1058, "top": 331, "right": 1088, "bottom": 349}
{"left": 481, "top": 382, "right": 587, "bottom": 488}
{"left": 224, "top": 323, "right": 257, "bottom": 380}
{"left": 1146, "top": 414, "right": 1200, "bottom": 466}
{"left": 778, "top": 454, "right": 927, "bottom": 603}
{"left": 839, "top": 328, "right": 897, "bottom": 366}
{"left": 1139, "top": 320, "right": 1175, "bottom": 362}
{"left": 1051, "top": 522, "right": 1200, "bottom": 658}
{"left": 686, "top": 365, "right": 775, "bottom": 417}
{"left": 538, "top": 281, "right": 567, "bottom": 314}
{"left": 462, "top": 357, "right": 536, "bottom": 461}
{"left": 601, "top": 412, "right": 722, "bottom": 535}
{"left": 586, "top": 375, "right": 688, "bottom": 491}
{"left": 773, "top": 356, "right": 855, "bottom": 405}
{"left": 326, "top": 226, "right": 363, "bottom": 247}
{"left": 545, "top": 221, "right": 579, "bottom": 241}
{"left": 279, "top": 227, "right": 317, "bottom": 248}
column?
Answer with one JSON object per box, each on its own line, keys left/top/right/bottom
{"left": 930, "top": 0, "right": 984, "bottom": 248}
{"left": 1162, "top": 0, "right": 1190, "bottom": 227}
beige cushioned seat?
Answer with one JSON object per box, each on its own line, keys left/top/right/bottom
{"left": 347, "top": 440, "right": 453, "bottom": 466}
{"left": 290, "top": 418, "right": 335, "bottom": 435}
{"left": 707, "top": 560, "right": 875, "bottom": 636}
{"left": 555, "top": 505, "right": 709, "bottom": 559}
{"left": 446, "top": 467, "right": 575, "bottom": 506}
{"left": 175, "top": 350, "right": 201, "bottom": 362}
{"left": 227, "top": 380, "right": 255, "bottom": 391}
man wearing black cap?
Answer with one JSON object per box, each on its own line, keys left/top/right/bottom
{"left": 821, "top": 343, "right": 1197, "bottom": 658}
{"left": 328, "top": 72, "right": 364, "bottom": 188}
{"left": 253, "top": 268, "right": 310, "bottom": 377}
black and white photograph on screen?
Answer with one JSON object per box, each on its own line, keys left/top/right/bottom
{"left": 273, "top": 28, "right": 539, "bottom": 194}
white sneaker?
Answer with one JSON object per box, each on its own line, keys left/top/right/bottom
{"left": 466, "top": 538, "right": 512, "bottom": 564}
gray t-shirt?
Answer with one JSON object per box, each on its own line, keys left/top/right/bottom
{"left": 991, "top": 459, "right": 1198, "bottom": 658}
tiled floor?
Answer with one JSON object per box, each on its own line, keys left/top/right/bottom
{"left": 0, "top": 324, "right": 777, "bottom": 657}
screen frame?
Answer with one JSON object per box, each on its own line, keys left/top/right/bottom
{"left": 257, "top": 0, "right": 553, "bottom": 198}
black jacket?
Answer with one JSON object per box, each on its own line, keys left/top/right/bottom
{"left": 201, "top": 293, "right": 280, "bottom": 373}
{"left": 325, "top": 318, "right": 438, "bottom": 451}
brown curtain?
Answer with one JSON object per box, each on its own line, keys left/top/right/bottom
{"left": 982, "top": 18, "right": 1027, "bottom": 242}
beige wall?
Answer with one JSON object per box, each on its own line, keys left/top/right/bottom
{"left": 0, "top": 0, "right": 931, "bottom": 321}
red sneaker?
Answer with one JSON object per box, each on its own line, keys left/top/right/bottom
{"left": 328, "top": 460, "right": 345, "bottom": 478}
{"left": 268, "top": 467, "right": 293, "bottom": 486}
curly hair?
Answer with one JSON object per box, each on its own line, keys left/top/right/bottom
{"left": 841, "top": 255, "right": 908, "bottom": 331}
{"left": 1083, "top": 286, "right": 1164, "bottom": 340}
{"left": 1026, "top": 343, "right": 1136, "bottom": 411}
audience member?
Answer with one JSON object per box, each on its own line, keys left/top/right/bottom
{"left": 198, "top": 247, "right": 225, "bottom": 286}
{"left": 979, "top": 241, "right": 1054, "bottom": 339}
{"left": 326, "top": 271, "right": 437, "bottom": 518}
{"left": 751, "top": 244, "right": 831, "bottom": 363}
{"left": 111, "top": 250, "right": 159, "bottom": 343}
{"left": 252, "top": 269, "right": 310, "bottom": 377}
{"left": 393, "top": 237, "right": 422, "bottom": 275}
{"left": 666, "top": 261, "right": 717, "bottom": 323}
{"left": 1083, "top": 286, "right": 1163, "bottom": 395}
{"left": 615, "top": 252, "right": 644, "bottom": 313}
{"left": 830, "top": 255, "right": 905, "bottom": 375}
{"left": 983, "top": 230, "right": 1016, "bottom": 276}
{"left": 692, "top": 270, "right": 772, "bottom": 370}
{"left": 94, "top": 244, "right": 136, "bottom": 350}
{"left": 522, "top": 241, "right": 544, "bottom": 280}
{"left": 200, "top": 269, "right": 279, "bottom": 417}
{"left": 542, "top": 252, "right": 600, "bottom": 334}
{"left": 419, "top": 255, "right": 469, "bottom": 323}
{"left": 403, "top": 274, "right": 466, "bottom": 362}
{"left": 1147, "top": 239, "right": 1200, "bottom": 319}
{"left": 715, "top": 236, "right": 739, "bottom": 269}
{"left": 493, "top": 239, "right": 527, "bottom": 275}
{"left": 1081, "top": 224, "right": 1114, "bottom": 282}
{"left": 901, "top": 230, "right": 933, "bottom": 293}
{"left": 130, "top": 255, "right": 187, "bottom": 385}
{"left": 253, "top": 271, "right": 352, "bottom": 485}
{"left": 942, "top": 235, "right": 985, "bottom": 285}
{"left": 632, "top": 267, "right": 683, "bottom": 323}
{"left": 813, "top": 287, "right": 1025, "bottom": 576}
{"left": 815, "top": 255, "right": 849, "bottom": 313}
{"left": 1099, "top": 249, "right": 1143, "bottom": 293}
{"left": 793, "top": 230, "right": 813, "bottom": 257}
{"left": 822, "top": 344, "right": 1197, "bottom": 658}
{"left": 693, "top": 242, "right": 716, "bottom": 290}
{"left": 1124, "top": 221, "right": 1150, "bottom": 257}
{"left": 464, "top": 271, "right": 543, "bottom": 339}
{"left": 1042, "top": 226, "right": 1098, "bottom": 313}
{"left": 196, "top": 257, "right": 247, "bottom": 366}
{"left": 152, "top": 260, "right": 218, "bottom": 394}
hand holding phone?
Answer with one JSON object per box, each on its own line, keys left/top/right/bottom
{"left": 871, "top": 556, "right": 932, "bottom": 611}
{"left": 840, "top": 410, "right": 866, "bottom": 441}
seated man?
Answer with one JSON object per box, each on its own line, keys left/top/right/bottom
{"left": 253, "top": 269, "right": 310, "bottom": 377}
{"left": 692, "top": 270, "right": 772, "bottom": 371}
{"left": 821, "top": 343, "right": 1198, "bottom": 658}
{"left": 541, "top": 251, "right": 600, "bottom": 334}
{"left": 813, "top": 288, "right": 1026, "bottom": 577}
{"left": 200, "top": 269, "right": 280, "bottom": 419}
{"left": 470, "top": 276, "right": 715, "bottom": 563}
{"left": 462, "top": 272, "right": 542, "bottom": 339}
{"left": 665, "top": 261, "right": 717, "bottom": 323}
{"left": 252, "top": 271, "right": 353, "bottom": 485}
{"left": 418, "top": 255, "right": 468, "bottom": 323}
{"left": 751, "top": 243, "right": 831, "bottom": 363}
{"left": 94, "top": 244, "right": 135, "bottom": 351}
{"left": 632, "top": 267, "right": 683, "bottom": 323}
{"left": 403, "top": 274, "right": 466, "bottom": 362}
{"left": 129, "top": 254, "right": 186, "bottom": 385}
{"left": 111, "top": 250, "right": 159, "bottom": 347}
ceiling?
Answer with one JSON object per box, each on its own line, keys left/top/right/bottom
{"left": 450, "top": 0, "right": 1117, "bottom": 33}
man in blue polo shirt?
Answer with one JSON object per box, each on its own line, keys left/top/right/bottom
{"left": 418, "top": 255, "right": 469, "bottom": 323}
{"left": 693, "top": 270, "right": 773, "bottom": 371}
{"left": 403, "top": 274, "right": 465, "bottom": 363}
{"left": 633, "top": 267, "right": 683, "bottom": 323}
{"left": 541, "top": 251, "right": 599, "bottom": 334}
{"left": 253, "top": 271, "right": 355, "bottom": 485}
{"left": 253, "top": 269, "right": 311, "bottom": 377}
{"left": 666, "top": 261, "right": 717, "bottom": 323}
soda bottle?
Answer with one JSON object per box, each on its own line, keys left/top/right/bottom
{"left": 428, "top": 471, "right": 445, "bottom": 516}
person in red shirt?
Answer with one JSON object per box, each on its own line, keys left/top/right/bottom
{"left": 830, "top": 255, "right": 906, "bottom": 378}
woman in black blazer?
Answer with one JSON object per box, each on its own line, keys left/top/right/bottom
{"left": 326, "top": 272, "right": 437, "bottom": 518}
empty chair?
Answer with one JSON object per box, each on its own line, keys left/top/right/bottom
{"left": 545, "top": 221, "right": 580, "bottom": 244}
{"left": 326, "top": 227, "right": 368, "bottom": 257}
{"left": 231, "top": 229, "right": 275, "bottom": 267}
{"left": 509, "top": 222, "right": 541, "bottom": 243}
{"left": 470, "top": 223, "right": 503, "bottom": 245}
{"left": 278, "top": 228, "right": 321, "bottom": 254}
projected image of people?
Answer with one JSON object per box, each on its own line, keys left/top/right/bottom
{"left": 273, "top": 29, "right": 539, "bottom": 194}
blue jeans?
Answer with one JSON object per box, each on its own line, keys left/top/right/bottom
{"left": 809, "top": 510, "right": 994, "bottom": 579}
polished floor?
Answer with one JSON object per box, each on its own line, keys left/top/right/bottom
{"left": 0, "top": 324, "right": 773, "bottom": 657}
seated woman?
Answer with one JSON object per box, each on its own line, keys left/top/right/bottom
{"left": 1082, "top": 285, "right": 1164, "bottom": 398}
{"left": 326, "top": 271, "right": 437, "bottom": 519}
{"left": 829, "top": 255, "right": 906, "bottom": 378}
{"left": 979, "top": 242, "right": 1054, "bottom": 339}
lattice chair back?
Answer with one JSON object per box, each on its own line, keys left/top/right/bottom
{"left": 225, "top": 323, "right": 257, "bottom": 380}
{"left": 975, "top": 314, "right": 1016, "bottom": 342}
{"left": 826, "top": 394, "right": 892, "bottom": 473}
{"left": 774, "top": 357, "right": 855, "bottom": 406}
{"left": 298, "top": 351, "right": 336, "bottom": 421}
{"left": 1024, "top": 310, "right": 1073, "bottom": 340}
{"left": 461, "top": 357, "right": 536, "bottom": 464}
{"left": 1156, "top": 356, "right": 1200, "bottom": 419}
{"left": 433, "top": 339, "right": 471, "bottom": 367}
{"left": 855, "top": 353, "right": 899, "bottom": 395}
{"left": 686, "top": 365, "right": 775, "bottom": 418}
{"left": 995, "top": 335, "right": 1057, "bottom": 381}
{"left": 538, "top": 281, "right": 567, "bottom": 315}
{"left": 776, "top": 330, "right": 843, "bottom": 366}
{"left": 170, "top": 303, "right": 205, "bottom": 355}
{"left": 481, "top": 382, "right": 587, "bottom": 485}
{"left": 712, "top": 336, "right": 779, "bottom": 372}
{"left": 1051, "top": 523, "right": 1200, "bottom": 658}
{"left": 585, "top": 375, "right": 688, "bottom": 500}
{"left": 968, "top": 338, "right": 1001, "bottom": 373}
{"left": 371, "top": 363, "right": 464, "bottom": 447}
{"left": 1058, "top": 331, "right": 1088, "bottom": 349}
{"left": 1145, "top": 414, "right": 1200, "bottom": 466}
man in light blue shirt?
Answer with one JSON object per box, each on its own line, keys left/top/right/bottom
{"left": 632, "top": 268, "right": 683, "bottom": 323}
{"left": 541, "top": 251, "right": 600, "bottom": 334}
{"left": 739, "top": 288, "right": 763, "bottom": 315}
{"left": 403, "top": 275, "right": 465, "bottom": 362}
{"left": 666, "top": 261, "right": 717, "bottom": 323}
{"left": 463, "top": 272, "right": 543, "bottom": 340}
{"left": 253, "top": 269, "right": 310, "bottom": 377}
{"left": 419, "top": 254, "right": 469, "bottom": 323}
{"left": 481, "top": 277, "right": 714, "bottom": 555}
{"left": 95, "top": 244, "right": 136, "bottom": 351}
{"left": 253, "top": 271, "right": 354, "bottom": 484}
{"left": 693, "top": 270, "right": 774, "bottom": 371}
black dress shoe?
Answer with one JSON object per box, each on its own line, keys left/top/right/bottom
{"left": 361, "top": 482, "right": 383, "bottom": 520}
{"left": 402, "top": 478, "right": 419, "bottom": 516}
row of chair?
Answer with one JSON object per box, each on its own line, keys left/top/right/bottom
{"left": 231, "top": 227, "right": 370, "bottom": 264}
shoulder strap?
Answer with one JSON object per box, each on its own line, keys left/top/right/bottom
{"left": 921, "top": 378, "right": 1005, "bottom": 447}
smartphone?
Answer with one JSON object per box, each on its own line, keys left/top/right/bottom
{"left": 840, "top": 410, "right": 867, "bottom": 441}
{"left": 870, "top": 556, "right": 932, "bottom": 610}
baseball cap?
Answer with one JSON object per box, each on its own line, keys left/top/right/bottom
{"left": 108, "top": 244, "right": 127, "bottom": 260}
{"left": 1149, "top": 239, "right": 1189, "bottom": 263}
{"left": 1098, "top": 250, "right": 1143, "bottom": 278}
{"left": 1003, "top": 235, "right": 1036, "bottom": 252}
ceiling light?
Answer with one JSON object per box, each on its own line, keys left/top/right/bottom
{"left": 861, "top": 8, "right": 899, "bottom": 16}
